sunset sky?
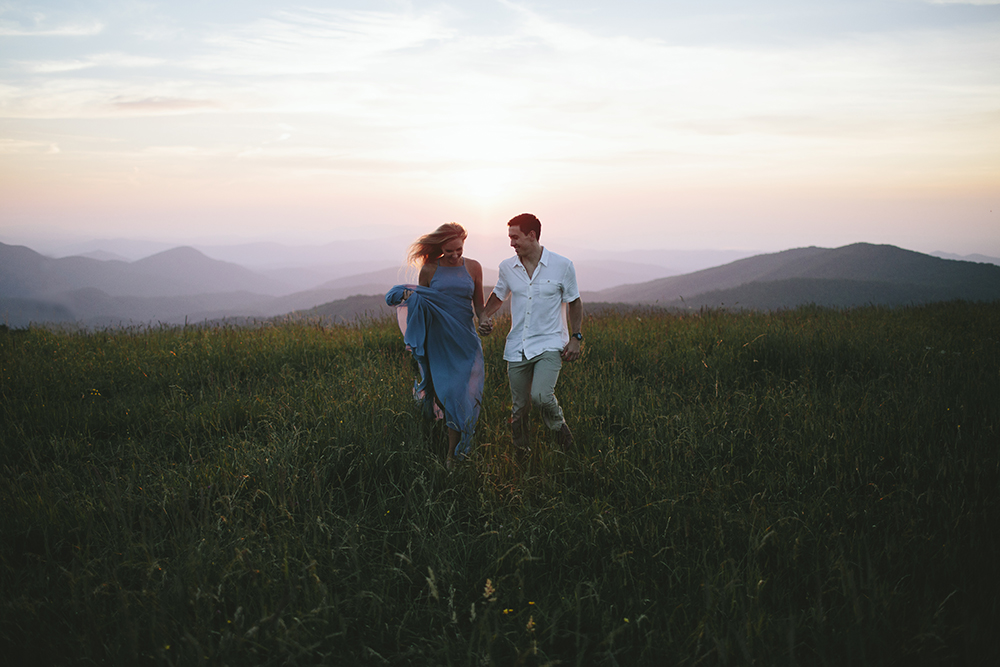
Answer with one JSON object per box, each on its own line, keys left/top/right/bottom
{"left": 2, "top": 0, "right": 998, "bottom": 259}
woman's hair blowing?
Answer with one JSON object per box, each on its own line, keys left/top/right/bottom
{"left": 407, "top": 222, "right": 468, "bottom": 266}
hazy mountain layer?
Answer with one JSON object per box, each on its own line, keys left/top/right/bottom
{"left": 588, "top": 243, "right": 1000, "bottom": 308}
{"left": 3, "top": 241, "right": 998, "bottom": 328}
{"left": 0, "top": 243, "right": 287, "bottom": 299}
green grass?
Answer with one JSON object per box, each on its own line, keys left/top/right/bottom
{"left": 2, "top": 302, "right": 998, "bottom": 665}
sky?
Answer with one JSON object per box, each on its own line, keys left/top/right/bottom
{"left": 1, "top": 0, "right": 998, "bottom": 259}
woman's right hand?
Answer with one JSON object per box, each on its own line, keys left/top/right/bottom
{"left": 478, "top": 317, "right": 493, "bottom": 336}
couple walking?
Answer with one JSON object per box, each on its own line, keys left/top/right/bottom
{"left": 385, "top": 213, "right": 583, "bottom": 467}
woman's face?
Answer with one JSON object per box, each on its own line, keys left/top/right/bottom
{"left": 440, "top": 238, "right": 464, "bottom": 265}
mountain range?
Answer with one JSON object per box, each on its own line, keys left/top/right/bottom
{"left": 1, "top": 241, "right": 998, "bottom": 329}
{"left": 584, "top": 244, "right": 1000, "bottom": 309}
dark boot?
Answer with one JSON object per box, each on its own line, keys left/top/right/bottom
{"left": 556, "top": 422, "right": 574, "bottom": 450}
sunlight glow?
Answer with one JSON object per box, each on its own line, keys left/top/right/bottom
{"left": 448, "top": 167, "right": 518, "bottom": 206}
{"left": 0, "top": 2, "right": 998, "bottom": 254}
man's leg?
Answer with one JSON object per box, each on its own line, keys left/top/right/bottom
{"left": 528, "top": 350, "right": 574, "bottom": 448}
{"left": 507, "top": 355, "right": 534, "bottom": 452}
{"left": 528, "top": 351, "right": 568, "bottom": 432}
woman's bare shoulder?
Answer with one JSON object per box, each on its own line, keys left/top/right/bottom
{"left": 418, "top": 262, "right": 436, "bottom": 286}
{"left": 464, "top": 258, "right": 483, "bottom": 276}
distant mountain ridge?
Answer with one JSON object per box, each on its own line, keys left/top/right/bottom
{"left": 930, "top": 251, "right": 1000, "bottom": 266}
{"left": 586, "top": 243, "right": 1000, "bottom": 309}
{"left": 0, "top": 243, "right": 286, "bottom": 299}
{"left": 3, "top": 241, "right": 998, "bottom": 328}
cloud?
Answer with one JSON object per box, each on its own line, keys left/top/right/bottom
{"left": 193, "top": 8, "right": 456, "bottom": 76}
{"left": 137, "top": 5, "right": 997, "bottom": 180}
{"left": 0, "top": 138, "right": 60, "bottom": 154}
{"left": 142, "top": 145, "right": 219, "bottom": 157}
{"left": 19, "top": 53, "right": 165, "bottom": 73}
{"left": 0, "top": 19, "right": 103, "bottom": 37}
{"left": 110, "top": 97, "right": 222, "bottom": 113}
{"left": 19, "top": 59, "right": 93, "bottom": 74}
{"left": 2, "top": 2, "right": 998, "bottom": 204}
{"left": 7, "top": 4, "right": 998, "bottom": 131}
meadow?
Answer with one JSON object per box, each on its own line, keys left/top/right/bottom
{"left": 2, "top": 302, "right": 998, "bottom": 666}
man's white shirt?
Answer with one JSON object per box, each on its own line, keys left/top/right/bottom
{"left": 492, "top": 247, "right": 580, "bottom": 362}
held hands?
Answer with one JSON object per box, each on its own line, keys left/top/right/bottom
{"left": 478, "top": 317, "right": 494, "bottom": 336}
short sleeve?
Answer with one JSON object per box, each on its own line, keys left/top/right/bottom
{"left": 492, "top": 264, "right": 511, "bottom": 301}
{"left": 561, "top": 260, "right": 580, "bottom": 303}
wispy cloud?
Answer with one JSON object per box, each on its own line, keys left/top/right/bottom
{"left": 194, "top": 8, "right": 455, "bottom": 76}
{"left": 110, "top": 97, "right": 222, "bottom": 113}
{"left": 6, "top": 4, "right": 998, "bottom": 134}
{"left": 2, "top": 3, "right": 998, "bottom": 225}
{"left": 142, "top": 145, "right": 220, "bottom": 157}
{"left": 0, "top": 19, "right": 103, "bottom": 37}
{"left": 0, "top": 138, "right": 60, "bottom": 154}
{"left": 19, "top": 53, "right": 165, "bottom": 73}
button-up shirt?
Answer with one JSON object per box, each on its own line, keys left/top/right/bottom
{"left": 492, "top": 247, "right": 580, "bottom": 362}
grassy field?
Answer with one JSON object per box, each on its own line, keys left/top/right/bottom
{"left": 2, "top": 302, "right": 998, "bottom": 665}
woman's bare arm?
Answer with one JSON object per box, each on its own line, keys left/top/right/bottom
{"left": 465, "top": 258, "right": 486, "bottom": 319}
{"left": 418, "top": 262, "right": 435, "bottom": 288}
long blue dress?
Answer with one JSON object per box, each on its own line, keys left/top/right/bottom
{"left": 385, "top": 263, "right": 485, "bottom": 458}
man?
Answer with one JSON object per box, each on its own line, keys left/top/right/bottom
{"left": 479, "top": 213, "right": 583, "bottom": 453}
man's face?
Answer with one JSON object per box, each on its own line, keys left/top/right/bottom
{"left": 508, "top": 227, "right": 536, "bottom": 257}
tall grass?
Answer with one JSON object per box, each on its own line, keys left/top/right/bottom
{"left": 2, "top": 302, "right": 998, "bottom": 665}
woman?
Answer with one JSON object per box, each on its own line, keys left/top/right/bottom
{"left": 385, "top": 223, "right": 486, "bottom": 467}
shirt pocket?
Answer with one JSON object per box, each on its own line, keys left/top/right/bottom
{"left": 537, "top": 279, "right": 562, "bottom": 299}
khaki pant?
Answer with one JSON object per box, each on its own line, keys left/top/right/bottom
{"left": 508, "top": 350, "right": 565, "bottom": 431}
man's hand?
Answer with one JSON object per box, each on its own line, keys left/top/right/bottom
{"left": 478, "top": 317, "right": 494, "bottom": 336}
{"left": 561, "top": 337, "right": 581, "bottom": 362}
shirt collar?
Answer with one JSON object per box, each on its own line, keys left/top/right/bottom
{"left": 513, "top": 246, "right": 548, "bottom": 270}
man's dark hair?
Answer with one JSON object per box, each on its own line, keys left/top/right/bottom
{"left": 508, "top": 213, "right": 541, "bottom": 240}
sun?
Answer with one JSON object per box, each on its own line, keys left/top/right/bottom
{"left": 449, "top": 167, "right": 516, "bottom": 206}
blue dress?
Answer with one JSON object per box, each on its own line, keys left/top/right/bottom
{"left": 385, "top": 263, "right": 485, "bottom": 458}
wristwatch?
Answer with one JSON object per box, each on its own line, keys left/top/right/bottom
{"left": 571, "top": 333, "right": 583, "bottom": 341}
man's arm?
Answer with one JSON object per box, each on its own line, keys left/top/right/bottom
{"left": 561, "top": 298, "right": 583, "bottom": 361}
{"left": 478, "top": 293, "right": 505, "bottom": 335}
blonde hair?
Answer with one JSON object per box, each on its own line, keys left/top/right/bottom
{"left": 407, "top": 222, "right": 468, "bottom": 266}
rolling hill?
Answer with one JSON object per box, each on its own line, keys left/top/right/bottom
{"left": 0, "top": 243, "right": 288, "bottom": 299}
{"left": 0, "top": 243, "right": 307, "bottom": 327}
{"left": 4, "top": 241, "right": 998, "bottom": 328}
{"left": 586, "top": 243, "right": 1000, "bottom": 309}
